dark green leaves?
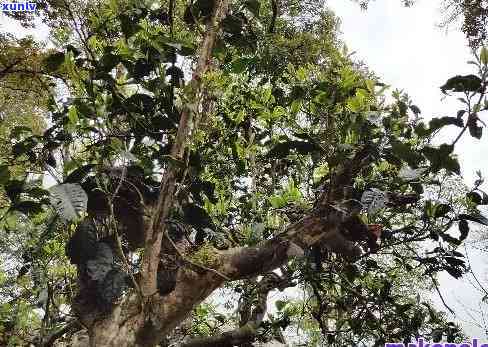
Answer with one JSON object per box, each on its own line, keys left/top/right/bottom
{"left": 222, "top": 15, "right": 244, "bottom": 35}
{"left": 125, "top": 93, "right": 155, "bottom": 114}
{"left": 66, "top": 220, "right": 98, "bottom": 264}
{"left": 64, "top": 164, "right": 95, "bottom": 184}
{"left": 12, "top": 201, "right": 43, "bottom": 215}
{"left": 468, "top": 115, "right": 483, "bottom": 139}
{"left": 244, "top": 0, "right": 260, "bottom": 16}
{"left": 166, "top": 65, "right": 184, "bottom": 87}
{"left": 458, "top": 220, "right": 469, "bottom": 241}
{"left": 0, "top": 165, "right": 10, "bottom": 185}
{"left": 13, "top": 136, "right": 38, "bottom": 157}
{"left": 184, "top": 0, "right": 215, "bottom": 24}
{"left": 119, "top": 7, "right": 148, "bottom": 38}
{"left": 441, "top": 74, "right": 482, "bottom": 93}
{"left": 230, "top": 57, "right": 255, "bottom": 74}
{"left": 99, "top": 50, "right": 120, "bottom": 73}
{"left": 132, "top": 59, "right": 152, "bottom": 79}
{"left": 267, "top": 140, "right": 322, "bottom": 158}
{"left": 275, "top": 300, "right": 287, "bottom": 311}
{"left": 434, "top": 204, "right": 451, "bottom": 218}
{"left": 43, "top": 51, "right": 65, "bottom": 72}
{"left": 429, "top": 117, "right": 463, "bottom": 133}
{"left": 422, "top": 144, "right": 460, "bottom": 174}
{"left": 466, "top": 191, "right": 483, "bottom": 204}
{"left": 458, "top": 213, "right": 488, "bottom": 226}
{"left": 189, "top": 178, "right": 217, "bottom": 204}
{"left": 389, "top": 139, "right": 422, "bottom": 167}
{"left": 65, "top": 44, "right": 81, "bottom": 57}
{"left": 4, "top": 179, "right": 25, "bottom": 202}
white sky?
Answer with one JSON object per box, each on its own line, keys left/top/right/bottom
{"left": 2, "top": 0, "right": 488, "bottom": 341}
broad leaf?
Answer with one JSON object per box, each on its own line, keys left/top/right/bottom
{"left": 49, "top": 183, "right": 88, "bottom": 221}
{"left": 429, "top": 117, "right": 463, "bottom": 133}
{"left": 43, "top": 51, "right": 65, "bottom": 72}
{"left": 398, "top": 165, "right": 426, "bottom": 181}
{"left": 441, "top": 75, "right": 482, "bottom": 93}
{"left": 361, "top": 188, "right": 386, "bottom": 214}
{"left": 459, "top": 213, "right": 488, "bottom": 226}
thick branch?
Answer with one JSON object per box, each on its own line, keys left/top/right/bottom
{"left": 87, "top": 146, "right": 370, "bottom": 346}
{"left": 139, "top": 0, "right": 229, "bottom": 296}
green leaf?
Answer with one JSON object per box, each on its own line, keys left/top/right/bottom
{"left": 120, "top": 14, "right": 140, "bottom": 38}
{"left": 290, "top": 99, "right": 302, "bottom": 114}
{"left": 0, "top": 165, "right": 10, "bottom": 185}
{"left": 43, "top": 51, "right": 65, "bottom": 72}
{"left": 5, "top": 179, "right": 24, "bottom": 202}
{"left": 193, "top": 0, "right": 214, "bottom": 18}
{"left": 65, "top": 164, "right": 95, "bottom": 183}
{"left": 132, "top": 59, "right": 152, "bottom": 79}
{"left": 10, "top": 126, "right": 32, "bottom": 138}
{"left": 66, "top": 44, "right": 81, "bottom": 57}
{"left": 231, "top": 58, "right": 250, "bottom": 74}
{"left": 13, "top": 137, "right": 38, "bottom": 156}
{"left": 466, "top": 192, "right": 482, "bottom": 205}
{"left": 429, "top": 117, "right": 463, "bottom": 132}
{"left": 99, "top": 50, "right": 120, "bottom": 73}
{"left": 390, "top": 140, "right": 422, "bottom": 167}
{"left": 344, "top": 264, "right": 360, "bottom": 282}
{"left": 480, "top": 46, "right": 488, "bottom": 65}
{"left": 13, "top": 201, "right": 43, "bottom": 215}
{"left": 422, "top": 144, "right": 459, "bottom": 174}
{"left": 441, "top": 75, "right": 482, "bottom": 94}
{"left": 414, "top": 122, "right": 430, "bottom": 138}
{"left": 434, "top": 203, "right": 451, "bottom": 218}
{"left": 49, "top": 183, "right": 88, "bottom": 221}
{"left": 125, "top": 93, "right": 155, "bottom": 114}
{"left": 244, "top": 0, "right": 260, "bottom": 16}
{"left": 409, "top": 105, "right": 421, "bottom": 115}
{"left": 296, "top": 67, "right": 307, "bottom": 82}
{"left": 68, "top": 106, "right": 78, "bottom": 125}
{"left": 267, "top": 140, "right": 322, "bottom": 158}
{"left": 272, "top": 106, "right": 286, "bottom": 119}
{"left": 468, "top": 116, "right": 483, "bottom": 139}
{"left": 222, "top": 15, "right": 243, "bottom": 35}
{"left": 26, "top": 187, "right": 49, "bottom": 199}
{"left": 275, "top": 300, "right": 286, "bottom": 311}
{"left": 458, "top": 220, "right": 469, "bottom": 241}
{"left": 459, "top": 213, "right": 488, "bottom": 226}
{"left": 269, "top": 195, "right": 285, "bottom": 208}
{"left": 444, "top": 265, "right": 464, "bottom": 279}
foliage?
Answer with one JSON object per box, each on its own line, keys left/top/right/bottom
{"left": 0, "top": 0, "right": 487, "bottom": 346}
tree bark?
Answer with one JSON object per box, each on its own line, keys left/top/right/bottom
{"left": 139, "top": 0, "right": 229, "bottom": 297}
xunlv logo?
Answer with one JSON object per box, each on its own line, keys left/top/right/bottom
{"left": 1, "top": 2, "right": 37, "bottom": 11}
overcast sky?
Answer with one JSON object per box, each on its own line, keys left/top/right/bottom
{"left": 2, "top": 0, "right": 488, "bottom": 341}
{"left": 327, "top": 0, "right": 488, "bottom": 339}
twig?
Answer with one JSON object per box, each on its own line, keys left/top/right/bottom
{"left": 108, "top": 165, "right": 145, "bottom": 309}
{"left": 429, "top": 273, "right": 455, "bottom": 315}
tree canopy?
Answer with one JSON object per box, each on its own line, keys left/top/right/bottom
{"left": 1, "top": 0, "right": 488, "bottom": 346}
